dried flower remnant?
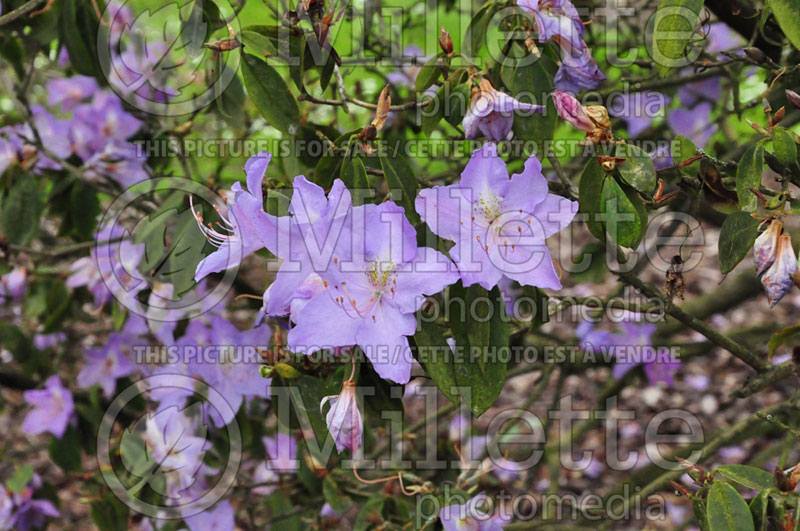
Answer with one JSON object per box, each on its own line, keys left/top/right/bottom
{"left": 761, "top": 233, "right": 798, "bottom": 307}
{"left": 753, "top": 219, "right": 782, "bottom": 276}
{"left": 462, "top": 79, "right": 544, "bottom": 142}
{"left": 321, "top": 380, "right": 363, "bottom": 453}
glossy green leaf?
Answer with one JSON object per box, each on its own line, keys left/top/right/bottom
{"left": 616, "top": 143, "right": 657, "bottom": 196}
{"left": 601, "top": 177, "right": 646, "bottom": 249}
{"left": 241, "top": 54, "right": 299, "bottom": 135}
{"left": 749, "top": 491, "right": 768, "bottom": 531}
{"left": 768, "top": 0, "right": 800, "bottom": 51}
{"left": 716, "top": 465, "right": 776, "bottom": 492}
{"left": 462, "top": 1, "right": 496, "bottom": 57}
{"left": 90, "top": 490, "right": 129, "bottom": 531}
{"left": 652, "top": 0, "right": 704, "bottom": 77}
{"left": 61, "top": 0, "right": 102, "bottom": 77}
{"left": 239, "top": 30, "right": 278, "bottom": 59}
{"left": 718, "top": 212, "right": 760, "bottom": 274}
{"left": 736, "top": 144, "right": 764, "bottom": 213}
{"left": 773, "top": 127, "right": 797, "bottom": 167}
{"left": 415, "top": 53, "right": 443, "bottom": 93}
{"left": 379, "top": 149, "right": 420, "bottom": 224}
{"left": 506, "top": 55, "right": 557, "bottom": 157}
{"left": 706, "top": 481, "right": 755, "bottom": 531}
{"left": 414, "top": 320, "right": 461, "bottom": 406}
{"left": 2, "top": 177, "right": 42, "bottom": 246}
{"left": 579, "top": 158, "right": 608, "bottom": 241}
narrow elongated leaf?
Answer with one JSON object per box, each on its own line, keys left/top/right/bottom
{"left": 462, "top": 2, "right": 495, "bottom": 57}
{"left": 61, "top": 0, "right": 102, "bottom": 77}
{"left": 616, "top": 143, "right": 657, "bottom": 196}
{"left": 736, "top": 144, "right": 764, "bottom": 212}
{"left": 718, "top": 212, "right": 759, "bottom": 274}
{"left": 413, "top": 320, "right": 460, "bottom": 406}
{"left": 379, "top": 149, "right": 420, "bottom": 223}
{"left": 716, "top": 465, "right": 775, "bottom": 492}
{"left": 773, "top": 127, "right": 797, "bottom": 166}
{"left": 415, "top": 54, "right": 443, "bottom": 93}
{"left": 239, "top": 30, "right": 278, "bottom": 59}
{"left": 652, "top": 0, "right": 704, "bottom": 77}
{"left": 706, "top": 481, "right": 755, "bottom": 531}
{"left": 241, "top": 54, "right": 299, "bottom": 135}
{"left": 506, "top": 54, "right": 556, "bottom": 157}
{"left": 749, "top": 491, "right": 768, "bottom": 531}
{"left": 768, "top": 0, "right": 800, "bottom": 51}
{"left": 1, "top": 177, "right": 43, "bottom": 246}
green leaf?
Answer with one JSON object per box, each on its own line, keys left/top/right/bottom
{"left": 446, "top": 283, "right": 509, "bottom": 416}
{"left": 749, "top": 491, "right": 768, "bottom": 531}
{"left": 60, "top": 0, "right": 102, "bottom": 77}
{"left": 616, "top": 143, "right": 657, "bottom": 196}
{"left": 415, "top": 53, "right": 443, "bottom": 93}
{"left": 313, "top": 128, "right": 361, "bottom": 189}
{"left": 322, "top": 476, "right": 352, "bottom": 514}
{"left": 6, "top": 464, "right": 34, "bottom": 493}
{"left": 673, "top": 134, "right": 700, "bottom": 177}
{"left": 718, "top": 212, "right": 760, "bottom": 274}
{"left": 767, "top": 324, "right": 800, "bottom": 358}
{"left": 601, "top": 177, "right": 646, "bottom": 249}
{"left": 340, "top": 155, "right": 369, "bottom": 201}
{"left": 579, "top": 158, "right": 608, "bottom": 241}
{"left": 421, "top": 93, "right": 444, "bottom": 137}
{"left": 773, "top": 127, "right": 798, "bottom": 167}
{"left": 354, "top": 496, "right": 386, "bottom": 531}
{"left": 694, "top": 499, "right": 711, "bottom": 531}
{"left": 462, "top": 2, "right": 496, "bottom": 57}
{"left": 267, "top": 490, "right": 303, "bottom": 530}
{"left": 379, "top": 149, "right": 420, "bottom": 224}
{"left": 90, "top": 493, "right": 129, "bottom": 531}
{"left": 652, "top": 0, "right": 704, "bottom": 77}
{"left": 506, "top": 55, "right": 557, "bottom": 157}
{"left": 706, "top": 481, "right": 755, "bottom": 531}
{"left": 241, "top": 54, "right": 299, "bottom": 135}
{"left": 767, "top": 0, "right": 800, "bottom": 51}
{"left": 736, "top": 144, "right": 764, "bottom": 213}
{"left": 716, "top": 465, "right": 776, "bottom": 492}
{"left": 70, "top": 181, "right": 100, "bottom": 239}
{"left": 414, "top": 320, "right": 461, "bottom": 406}
{"left": 49, "top": 425, "right": 82, "bottom": 473}
{"left": 239, "top": 30, "right": 278, "bottom": 59}
{"left": 1, "top": 177, "right": 43, "bottom": 246}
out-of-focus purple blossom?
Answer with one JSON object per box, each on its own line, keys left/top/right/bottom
{"left": 583, "top": 456, "right": 605, "bottom": 478}
{"left": 497, "top": 277, "right": 524, "bottom": 319}
{"left": 462, "top": 79, "right": 544, "bottom": 142}
{"left": 46, "top": 75, "right": 99, "bottom": 110}
{"left": 320, "top": 502, "right": 341, "bottom": 521}
{"left": 0, "top": 267, "right": 27, "bottom": 303}
{"left": 77, "top": 328, "right": 140, "bottom": 398}
{"left": 33, "top": 332, "right": 67, "bottom": 350}
{"left": 667, "top": 102, "right": 715, "bottom": 148}
{"left": 22, "top": 375, "right": 74, "bottom": 438}
{"left": 461, "top": 435, "right": 488, "bottom": 465}
{"left": 718, "top": 445, "right": 748, "bottom": 463}
{"left": 685, "top": 373, "right": 710, "bottom": 392}
{"left": 263, "top": 433, "right": 298, "bottom": 472}
{"left": 449, "top": 412, "right": 470, "bottom": 442}
{"left": 183, "top": 500, "right": 235, "bottom": 531}
{"left": 761, "top": 233, "right": 798, "bottom": 307}
{"left": 677, "top": 77, "right": 721, "bottom": 108}
{"left": 190, "top": 316, "right": 270, "bottom": 427}
{"left": 609, "top": 91, "right": 668, "bottom": 137}
{"left": 416, "top": 144, "right": 577, "bottom": 291}
{"left": 0, "top": 488, "right": 14, "bottom": 530}
{"left": 9, "top": 474, "right": 59, "bottom": 531}
{"left": 493, "top": 458, "right": 525, "bottom": 484}
{"left": 194, "top": 152, "right": 277, "bottom": 280}
{"left": 67, "top": 222, "right": 146, "bottom": 309}
{"left": 30, "top": 105, "right": 71, "bottom": 168}
{"left": 651, "top": 142, "right": 674, "bottom": 170}
{"left": 321, "top": 382, "right": 363, "bottom": 453}
{"left": 704, "top": 22, "right": 745, "bottom": 54}
{"left": 251, "top": 462, "right": 279, "bottom": 496}
{"left": 439, "top": 493, "right": 510, "bottom": 531}
{"left": 385, "top": 45, "right": 428, "bottom": 88}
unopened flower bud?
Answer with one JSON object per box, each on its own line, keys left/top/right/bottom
{"left": 439, "top": 27, "right": 454, "bottom": 55}
{"left": 774, "top": 467, "right": 797, "bottom": 492}
{"left": 787, "top": 90, "right": 800, "bottom": 110}
{"left": 370, "top": 84, "right": 391, "bottom": 132}
{"left": 320, "top": 381, "right": 363, "bottom": 453}
{"left": 551, "top": 91, "right": 594, "bottom": 132}
{"left": 677, "top": 458, "right": 709, "bottom": 484}
{"left": 744, "top": 47, "right": 768, "bottom": 64}
{"left": 753, "top": 219, "right": 782, "bottom": 276}
{"left": 772, "top": 106, "right": 786, "bottom": 126}
{"left": 761, "top": 233, "right": 798, "bottom": 307}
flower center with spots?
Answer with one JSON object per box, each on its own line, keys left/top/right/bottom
{"left": 474, "top": 191, "right": 503, "bottom": 224}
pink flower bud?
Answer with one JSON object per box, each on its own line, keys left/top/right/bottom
{"left": 551, "top": 91, "right": 594, "bottom": 132}
{"left": 320, "top": 381, "right": 363, "bottom": 453}
{"left": 787, "top": 89, "right": 800, "bottom": 110}
{"left": 753, "top": 219, "right": 782, "bottom": 276}
{"left": 761, "top": 234, "right": 798, "bottom": 308}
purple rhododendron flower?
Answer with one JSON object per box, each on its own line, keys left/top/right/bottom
{"left": 183, "top": 499, "right": 235, "bottom": 531}
{"left": 517, "top": 0, "right": 584, "bottom": 49}
{"left": 77, "top": 317, "right": 143, "bottom": 398}
{"left": 22, "top": 375, "right": 75, "bottom": 438}
{"left": 553, "top": 40, "right": 606, "bottom": 94}
{"left": 416, "top": 144, "right": 577, "bottom": 291}
{"left": 609, "top": 91, "right": 669, "bottom": 137}
{"left": 10, "top": 474, "right": 59, "bottom": 531}
{"left": 611, "top": 316, "right": 680, "bottom": 386}
{"left": 33, "top": 332, "right": 66, "bottom": 350}
{"left": 0, "top": 267, "right": 27, "bottom": 303}
{"left": 0, "top": 487, "right": 13, "bottom": 529}
{"left": 46, "top": 75, "right": 99, "bottom": 110}
{"left": 321, "top": 381, "right": 363, "bottom": 453}
{"left": 439, "top": 493, "right": 510, "bottom": 530}
{"left": 194, "top": 152, "right": 278, "bottom": 280}
{"left": 667, "top": 102, "right": 715, "bottom": 148}
{"left": 386, "top": 45, "right": 428, "bottom": 88}
{"left": 462, "top": 80, "right": 544, "bottom": 142}
{"left": 285, "top": 198, "right": 457, "bottom": 383}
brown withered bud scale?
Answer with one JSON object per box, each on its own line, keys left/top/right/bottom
{"left": 774, "top": 466, "right": 797, "bottom": 492}
{"left": 787, "top": 89, "right": 800, "bottom": 110}
{"left": 772, "top": 106, "right": 786, "bottom": 126}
